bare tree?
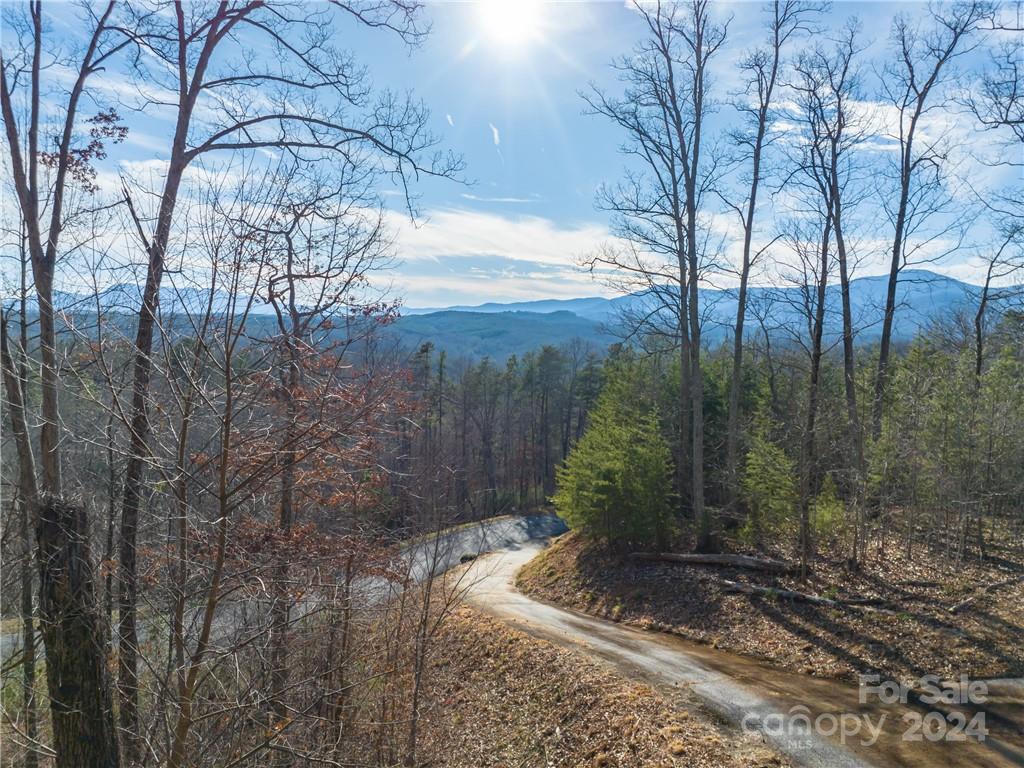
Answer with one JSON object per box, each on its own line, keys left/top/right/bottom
{"left": 969, "top": 40, "right": 1024, "bottom": 143}
{"left": 871, "top": 1, "right": 990, "bottom": 438}
{"left": 777, "top": 22, "right": 862, "bottom": 574}
{"left": 70, "top": 163, "right": 408, "bottom": 765}
{"left": 790, "top": 20, "right": 870, "bottom": 563}
{"left": 583, "top": 0, "right": 727, "bottom": 549}
{"left": 969, "top": 1, "right": 1023, "bottom": 145}
{"left": 248, "top": 161, "right": 396, "bottom": 736}
{"left": 0, "top": 225, "right": 41, "bottom": 768}
{"left": 720, "top": 0, "right": 813, "bottom": 509}
{"left": 974, "top": 213, "right": 1024, "bottom": 382}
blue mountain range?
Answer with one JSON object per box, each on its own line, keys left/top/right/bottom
{"left": 6, "top": 270, "right": 1010, "bottom": 361}
{"left": 394, "top": 270, "right": 1006, "bottom": 359}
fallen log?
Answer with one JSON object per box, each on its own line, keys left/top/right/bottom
{"left": 630, "top": 552, "right": 798, "bottom": 575}
{"left": 949, "top": 575, "right": 1024, "bottom": 614}
{"left": 720, "top": 580, "right": 898, "bottom": 615}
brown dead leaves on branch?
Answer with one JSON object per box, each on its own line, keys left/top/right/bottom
{"left": 38, "top": 108, "right": 127, "bottom": 194}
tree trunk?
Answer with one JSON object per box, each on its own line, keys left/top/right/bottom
{"left": 726, "top": 272, "right": 749, "bottom": 510}
{"left": 1, "top": 313, "right": 41, "bottom": 768}
{"left": 833, "top": 191, "right": 863, "bottom": 476}
{"left": 631, "top": 552, "right": 797, "bottom": 574}
{"left": 270, "top": 362, "right": 299, "bottom": 736}
{"left": 801, "top": 221, "right": 831, "bottom": 579}
{"left": 974, "top": 264, "right": 993, "bottom": 383}
{"left": 721, "top": 579, "right": 897, "bottom": 614}
{"left": 873, "top": 108, "right": 920, "bottom": 440}
{"left": 832, "top": 189, "right": 865, "bottom": 569}
{"left": 33, "top": 268, "right": 63, "bottom": 495}
{"left": 20, "top": 496, "right": 39, "bottom": 768}
{"left": 678, "top": 322, "right": 691, "bottom": 514}
{"left": 117, "top": 109, "right": 194, "bottom": 757}
{"left": 37, "top": 498, "right": 122, "bottom": 768}
{"left": 726, "top": 64, "right": 775, "bottom": 510}
{"left": 688, "top": 206, "right": 708, "bottom": 552}
{"left": 5, "top": 302, "right": 120, "bottom": 768}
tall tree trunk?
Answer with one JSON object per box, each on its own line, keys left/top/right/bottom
{"left": 34, "top": 268, "right": 62, "bottom": 495}
{"left": 687, "top": 132, "right": 708, "bottom": 552}
{"left": 105, "top": 414, "right": 118, "bottom": 622}
{"left": 800, "top": 220, "right": 832, "bottom": 580}
{"left": 871, "top": 157, "right": 911, "bottom": 440}
{"left": 871, "top": 5, "right": 979, "bottom": 438}
{"left": 270, "top": 353, "right": 299, "bottom": 737}
{"left": 834, "top": 202, "right": 865, "bottom": 568}
{"left": 690, "top": 259, "right": 708, "bottom": 551}
{"left": 678, "top": 286, "right": 692, "bottom": 516}
{"left": 14, "top": 257, "right": 40, "bottom": 768}
{"left": 2, "top": 314, "right": 44, "bottom": 768}
{"left": 726, "top": 269, "right": 749, "bottom": 508}
{"left": 726, "top": 5, "right": 783, "bottom": 508}
{"left": 974, "top": 262, "right": 994, "bottom": 383}
{"left": 1, "top": 9, "right": 124, "bottom": 763}
{"left": 834, "top": 217, "right": 862, "bottom": 469}
{"left": 117, "top": 88, "right": 197, "bottom": 755}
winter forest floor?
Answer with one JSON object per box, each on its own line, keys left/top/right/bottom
{"left": 516, "top": 530, "right": 1024, "bottom": 685}
{"left": 421, "top": 607, "right": 789, "bottom": 768}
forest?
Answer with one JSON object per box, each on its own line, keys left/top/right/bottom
{"left": 0, "top": 1, "right": 1022, "bottom": 767}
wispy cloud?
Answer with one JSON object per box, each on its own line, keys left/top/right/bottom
{"left": 446, "top": 113, "right": 454, "bottom": 126}
{"left": 488, "top": 122, "right": 501, "bottom": 146}
{"left": 460, "top": 193, "right": 537, "bottom": 204}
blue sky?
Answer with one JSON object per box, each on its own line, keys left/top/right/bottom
{"left": 354, "top": 1, "right": 650, "bottom": 305}
{"left": 6, "top": 1, "right": 1021, "bottom": 308}
{"left": 343, "top": 1, "right": 1021, "bottom": 306}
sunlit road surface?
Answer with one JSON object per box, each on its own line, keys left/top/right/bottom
{"left": 466, "top": 542, "right": 1024, "bottom": 768}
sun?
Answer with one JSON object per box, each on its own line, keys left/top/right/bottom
{"left": 478, "top": 0, "right": 545, "bottom": 49}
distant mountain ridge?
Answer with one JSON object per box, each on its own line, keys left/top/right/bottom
{"left": 406, "top": 270, "right": 980, "bottom": 324}
{"left": 390, "top": 309, "right": 616, "bottom": 359}
{"left": 392, "top": 270, "right": 1011, "bottom": 359}
{"left": 5, "top": 270, "right": 1012, "bottom": 361}
{"left": 403, "top": 295, "right": 624, "bottom": 319}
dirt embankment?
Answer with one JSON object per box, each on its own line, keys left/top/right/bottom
{"left": 516, "top": 532, "right": 1024, "bottom": 684}
{"left": 421, "top": 607, "right": 787, "bottom": 768}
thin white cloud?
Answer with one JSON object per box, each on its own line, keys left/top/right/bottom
{"left": 446, "top": 113, "right": 454, "bottom": 126}
{"left": 488, "top": 122, "right": 501, "bottom": 146}
{"left": 460, "top": 193, "right": 537, "bottom": 204}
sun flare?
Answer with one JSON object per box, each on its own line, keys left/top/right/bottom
{"left": 478, "top": 0, "right": 545, "bottom": 49}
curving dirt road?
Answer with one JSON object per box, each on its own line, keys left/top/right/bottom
{"left": 466, "top": 541, "right": 1024, "bottom": 768}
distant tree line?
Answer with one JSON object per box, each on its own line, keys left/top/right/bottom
{"left": 388, "top": 341, "right": 603, "bottom": 522}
